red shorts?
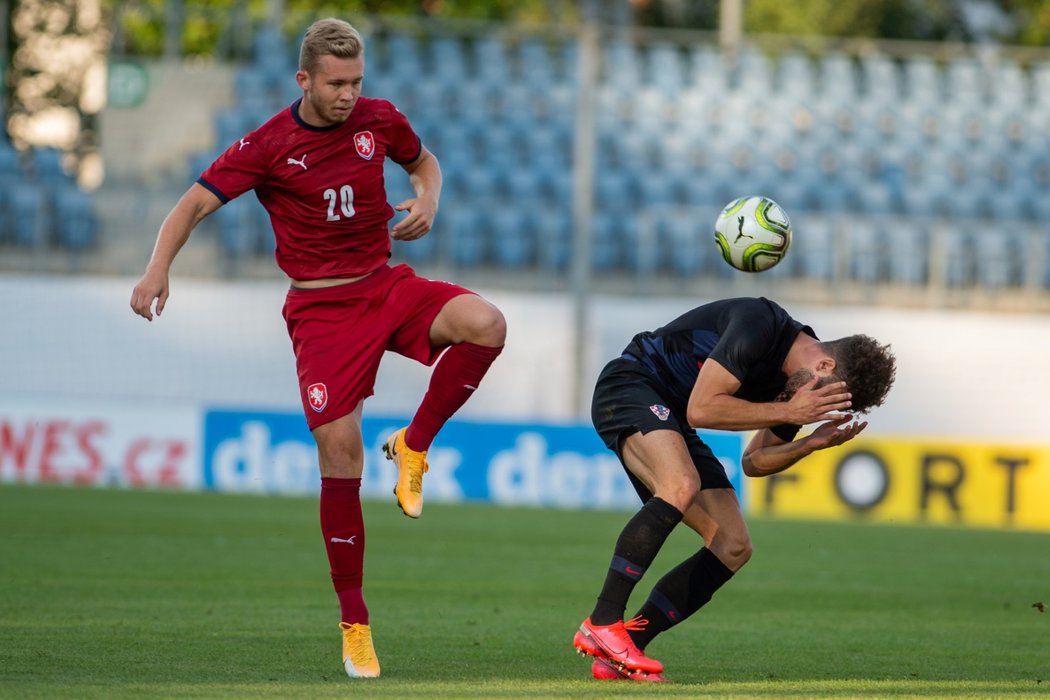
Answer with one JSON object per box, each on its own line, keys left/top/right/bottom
{"left": 282, "top": 263, "right": 473, "bottom": 430}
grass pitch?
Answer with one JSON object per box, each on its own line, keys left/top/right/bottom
{"left": 0, "top": 483, "right": 1047, "bottom": 699}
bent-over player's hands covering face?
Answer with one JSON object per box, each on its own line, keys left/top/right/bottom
{"left": 805, "top": 413, "right": 868, "bottom": 451}
{"left": 780, "top": 371, "right": 852, "bottom": 425}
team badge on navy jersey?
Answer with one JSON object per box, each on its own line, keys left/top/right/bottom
{"left": 353, "top": 131, "right": 375, "bottom": 160}
{"left": 307, "top": 383, "right": 328, "bottom": 412}
{"left": 649, "top": 404, "right": 670, "bottom": 421}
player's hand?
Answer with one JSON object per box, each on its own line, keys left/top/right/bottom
{"left": 391, "top": 195, "right": 437, "bottom": 241}
{"left": 785, "top": 378, "right": 852, "bottom": 425}
{"left": 129, "top": 267, "right": 170, "bottom": 322}
{"left": 806, "top": 414, "right": 868, "bottom": 451}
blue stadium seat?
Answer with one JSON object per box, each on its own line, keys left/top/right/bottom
{"left": 944, "top": 58, "right": 985, "bottom": 106}
{"left": 473, "top": 37, "right": 511, "bottom": 83}
{"left": 428, "top": 36, "right": 469, "bottom": 80}
{"left": 505, "top": 169, "right": 543, "bottom": 203}
{"left": 733, "top": 46, "right": 772, "bottom": 93}
{"left": 766, "top": 177, "right": 816, "bottom": 214}
{"left": 846, "top": 178, "right": 896, "bottom": 217}
{"left": 590, "top": 211, "right": 627, "bottom": 272}
{"left": 664, "top": 208, "right": 714, "bottom": 276}
{"left": 214, "top": 109, "right": 247, "bottom": 148}
{"left": 52, "top": 185, "right": 97, "bottom": 251}
{"left": 535, "top": 209, "right": 571, "bottom": 271}
{"left": 378, "top": 32, "right": 425, "bottom": 82}
{"left": 902, "top": 56, "right": 941, "bottom": 101}
{"left": 490, "top": 209, "right": 533, "bottom": 269}
{"left": 974, "top": 228, "right": 1024, "bottom": 289}
{"left": 812, "top": 177, "right": 855, "bottom": 213}
{"left": 778, "top": 50, "right": 817, "bottom": 97}
{"left": 859, "top": 55, "right": 901, "bottom": 105}
{"left": 393, "top": 226, "right": 439, "bottom": 265}
{"left": 987, "top": 61, "right": 1028, "bottom": 110}
{"left": 647, "top": 42, "right": 686, "bottom": 96}
{"left": 818, "top": 52, "right": 860, "bottom": 101}
{"left": 252, "top": 26, "right": 288, "bottom": 66}
{"left": 0, "top": 142, "right": 23, "bottom": 184}
{"left": 516, "top": 38, "right": 559, "bottom": 89}
{"left": 8, "top": 181, "right": 46, "bottom": 247}
{"left": 793, "top": 217, "right": 835, "bottom": 281}
{"left": 594, "top": 169, "right": 638, "bottom": 212}
{"left": 558, "top": 40, "right": 580, "bottom": 84}
{"left": 30, "top": 147, "right": 73, "bottom": 186}
{"left": 942, "top": 227, "right": 975, "bottom": 288}
{"left": 444, "top": 207, "right": 486, "bottom": 267}
{"left": 1032, "top": 62, "right": 1050, "bottom": 109}
{"left": 846, "top": 220, "right": 884, "bottom": 283}
{"left": 687, "top": 45, "right": 730, "bottom": 93}
{"left": 622, "top": 211, "right": 666, "bottom": 275}
{"left": 637, "top": 170, "right": 678, "bottom": 206}
{"left": 884, "top": 221, "right": 929, "bottom": 286}
{"left": 215, "top": 196, "right": 261, "bottom": 258}
{"left": 602, "top": 39, "right": 643, "bottom": 86}
{"left": 234, "top": 67, "right": 272, "bottom": 102}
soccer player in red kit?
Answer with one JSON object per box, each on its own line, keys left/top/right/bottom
{"left": 129, "top": 18, "right": 505, "bottom": 679}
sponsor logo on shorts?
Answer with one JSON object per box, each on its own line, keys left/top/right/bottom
{"left": 307, "top": 383, "right": 328, "bottom": 412}
{"left": 649, "top": 404, "right": 670, "bottom": 421}
{"left": 354, "top": 131, "right": 375, "bottom": 160}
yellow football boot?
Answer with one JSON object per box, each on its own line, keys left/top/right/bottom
{"left": 383, "top": 428, "right": 428, "bottom": 518}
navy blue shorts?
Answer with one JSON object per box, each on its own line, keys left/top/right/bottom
{"left": 591, "top": 357, "right": 734, "bottom": 501}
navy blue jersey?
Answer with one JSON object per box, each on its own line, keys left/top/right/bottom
{"left": 621, "top": 297, "right": 813, "bottom": 424}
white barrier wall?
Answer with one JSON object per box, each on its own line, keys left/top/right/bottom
{"left": 1, "top": 272, "right": 1047, "bottom": 441}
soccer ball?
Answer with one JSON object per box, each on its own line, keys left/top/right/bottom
{"left": 714, "top": 196, "right": 792, "bottom": 272}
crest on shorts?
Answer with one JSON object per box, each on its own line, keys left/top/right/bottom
{"left": 649, "top": 404, "right": 670, "bottom": 421}
{"left": 307, "top": 383, "right": 328, "bottom": 412}
{"left": 353, "top": 131, "right": 375, "bottom": 160}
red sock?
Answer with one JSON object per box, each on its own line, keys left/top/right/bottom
{"left": 320, "top": 477, "right": 367, "bottom": 624}
{"left": 405, "top": 342, "right": 503, "bottom": 451}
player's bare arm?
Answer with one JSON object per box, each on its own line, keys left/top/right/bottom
{"left": 130, "top": 183, "right": 222, "bottom": 321}
{"left": 391, "top": 146, "right": 441, "bottom": 241}
{"left": 741, "top": 415, "right": 868, "bottom": 477}
{"left": 687, "top": 359, "right": 852, "bottom": 431}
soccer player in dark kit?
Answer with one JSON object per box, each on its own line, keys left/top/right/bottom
{"left": 130, "top": 18, "right": 505, "bottom": 679}
{"left": 572, "top": 296, "right": 896, "bottom": 682}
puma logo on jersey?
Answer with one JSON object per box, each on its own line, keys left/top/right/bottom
{"left": 238, "top": 138, "right": 250, "bottom": 150}
{"left": 287, "top": 154, "right": 308, "bottom": 170}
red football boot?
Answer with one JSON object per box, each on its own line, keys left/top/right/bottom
{"left": 572, "top": 615, "right": 663, "bottom": 674}
{"left": 591, "top": 657, "right": 668, "bottom": 682}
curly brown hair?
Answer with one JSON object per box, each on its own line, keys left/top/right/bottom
{"left": 821, "top": 334, "right": 896, "bottom": 414}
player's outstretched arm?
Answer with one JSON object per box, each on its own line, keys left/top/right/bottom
{"left": 130, "top": 183, "right": 222, "bottom": 321}
{"left": 741, "top": 415, "right": 868, "bottom": 477}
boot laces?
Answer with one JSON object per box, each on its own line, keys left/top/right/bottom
{"left": 402, "top": 448, "right": 429, "bottom": 494}
{"left": 340, "top": 622, "right": 374, "bottom": 665}
{"left": 622, "top": 615, "right": 650, "bottom": 633}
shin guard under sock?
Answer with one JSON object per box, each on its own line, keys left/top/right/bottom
{"left": 629, "top": 547, "right": 734, "bottom": 649}
{"left": 589, "top": 497, "right": 683, "bottom": 625}
{"left": 320, "top": 477, "right": 367, "bottom": 624}
{"left": 405, "top": 342, "right": 503, "bottom": 451}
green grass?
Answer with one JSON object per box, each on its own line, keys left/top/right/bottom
{"left": 0, "top": 484, "right": 1047, "bottom": 699}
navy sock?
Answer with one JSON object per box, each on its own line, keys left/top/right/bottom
{"left": 629, "top": 547, "right": 734, "bottom": 649}
{"left": 589, "top": 497, "right": 683, "bottom": 625}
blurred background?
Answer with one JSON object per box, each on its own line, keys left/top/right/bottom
{"left": 2, "top": 0, "right": 1049, "bottom": 529}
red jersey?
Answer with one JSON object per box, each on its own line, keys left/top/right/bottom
{"left": 199, "top": 97, "right": 422, "bottom": 280}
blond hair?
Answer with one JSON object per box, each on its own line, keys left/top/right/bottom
{"left": 299, "top": 18, "right": 365, "bottom": 73}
